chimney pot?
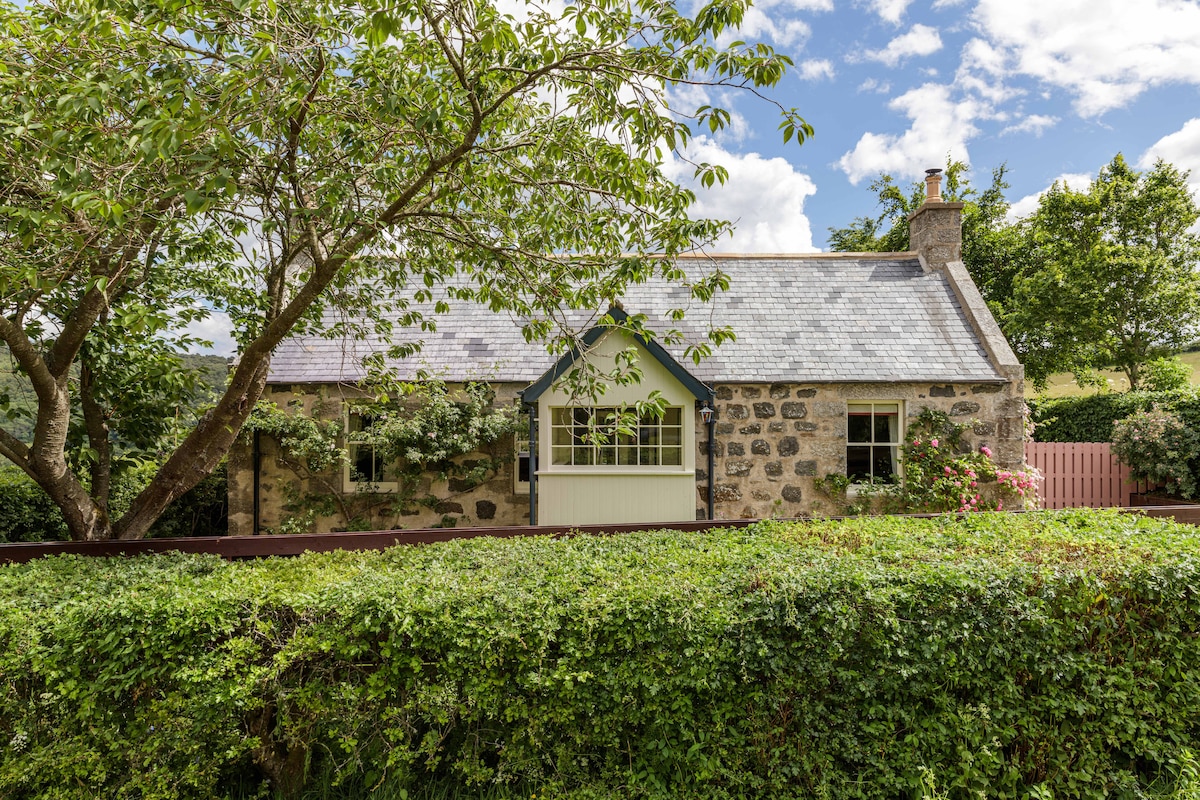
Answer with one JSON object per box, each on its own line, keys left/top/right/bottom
{"left": 924, "top": 168, "right": 943, "bottom": 203}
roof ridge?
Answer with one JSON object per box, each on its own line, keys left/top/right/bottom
{"left": 657, "top": 251, "right": 917, "bottom": 260}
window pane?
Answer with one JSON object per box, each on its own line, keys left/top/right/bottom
{"left": 847, "top": 412, "right": 872, "bottom": 443}
{"left": 874, "top": 412, "right": 898, "bottom": 444}
{"left": 873, "top": 446, "right": 897, "bottom": 481}
{"left": 847, "top": 446, "right": 872, "bottom": 482}
{"left": 352, "top": 445, "right": 385, "bottom": 483}
{"left": 547, "top": 405, "right": 687, "bottom": 469}
{"left": 518, "top": 454, "right": 530, "bottom": 482}
{"left": 572, "top": 424, "right": 589, "bottom": 445}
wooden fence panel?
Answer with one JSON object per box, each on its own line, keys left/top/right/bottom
{"left": 1027, "top": 442, "right": 1149, "bottom": 509}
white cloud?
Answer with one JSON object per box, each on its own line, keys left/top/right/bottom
{"left": 867, "top": 0, "right": 912, "bottom": 25}
{"left": 836, "top": 83, "right": 981, "bottom": 183}
{"left": 863, "top": 24, "right": 943, "bottom": 67}
{"left": 1140, "top": 118, "right": 1200, "bottom": 198}
{"left": 971, "top": 0, "right": 1200, "bottom": 116}
{"left": 799, "top": 59, "right": 835, "bottom": 81}
{"left": 185, "top": 310, "right": 239, "bottom": 356}
{"left": 708, "top": 0, "right": 831, "bottom": 47}
{"left": 1001, "top": 114, "right": 1057, "bottom": 136}
{"left": 1008, "top": 172, "right": 1094, "bottom": 220}
{"left": 858, "top": 77, "right": 892, "bottom": 93}
{"left": 932, "top": 0, "right": 967, "bottom": 7}
{"left": 726, "top": 7, "right": 812, "bottom": 47}
{"left": 664, "top": 138, "right": 819, "bottom": 253}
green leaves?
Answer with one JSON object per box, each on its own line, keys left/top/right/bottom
{"left": 0, "top": 0, "right": 813, "bottom": 541}
{"left": 4, "top": 512, "right": 1200, "bottom": 797}
{"left": 1008, "top": 155, "right": 1200, "bottom": 390}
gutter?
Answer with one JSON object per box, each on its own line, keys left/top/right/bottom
{"left": 526, "top": 402, "right": 538, "bottom": 525}
{"left": 707, "top": 411, "right": 715, "bottom": 520}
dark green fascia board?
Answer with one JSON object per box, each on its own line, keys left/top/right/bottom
{"left": 520, "top": 306, "right": 714, "bottom": 404}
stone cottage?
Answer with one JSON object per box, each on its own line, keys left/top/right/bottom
{"left": 227, "top": 170, "right": 1025, "bottom": 533}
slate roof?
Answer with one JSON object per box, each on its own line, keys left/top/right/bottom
{"left": 267, "top": 254, "right": 1004, "bottom": 386}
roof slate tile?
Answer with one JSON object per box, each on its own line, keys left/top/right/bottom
{"left": 267, "top": 255, "right": 1002, "bottom": 385}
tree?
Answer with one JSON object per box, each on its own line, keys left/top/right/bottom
{"left": 1006, "top": 155, "right": 1200, "bottom": 390}
{"left": 827, "top": 160, "right": 1034, "bottom": 313}
{"left": 0, "top": 0, "right": 810, "bottom": 540}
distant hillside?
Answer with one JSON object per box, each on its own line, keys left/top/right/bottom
{"left": 0, "top": 350, "right": 231, "bottom": 444}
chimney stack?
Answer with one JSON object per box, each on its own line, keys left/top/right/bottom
{"left": 908, "top": 167, "right": 962, "bottom": 273}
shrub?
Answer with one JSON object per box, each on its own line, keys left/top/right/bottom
{"left": 0, "top": 467, "right": 68, "bottom": 542}
{"left": 2, "top": 511, "right": 1200, "bottom": 799}
{"left": 1111, "top": 406, "right": 1200, "bottom": 498}
{"left": 1029, "top": 389, "right": 1200, "bottom": 442}
{"left": 0, "top": 464, "right": 227, "bottom": 543}
{"left": 1142, "top": 356, "right": 1194, "bottom": 393}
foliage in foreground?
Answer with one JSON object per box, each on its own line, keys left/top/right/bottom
{"left": 1, "top": 511, "right": 1199, "bottom": 800}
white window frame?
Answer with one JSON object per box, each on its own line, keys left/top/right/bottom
{"left": 846, "top": 401, "right": 903, "bottom": 486}
{"left": 344, "top": 408, "right": 399, "bottom": 493}
{"left": 548, "top": 405, "right": 685, "bottom": 469}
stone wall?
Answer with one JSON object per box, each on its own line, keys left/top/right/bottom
{"left": 694, "top": 380, "right": 1026, "bottom": 519}
{"left": 230, "top": 377, "right": 1027, "bottom": 533}
{"left": 227, "top": 382, "right": 531, "bottom": 535}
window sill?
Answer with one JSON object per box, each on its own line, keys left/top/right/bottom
{"left": 845, "top": 481, "right": 898, "bottom": 497}
{"left": 345, "top": 482, "right": 401, "bottom": 494}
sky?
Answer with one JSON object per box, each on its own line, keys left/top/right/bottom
{"left": 189, "top": 0, "right": 1200, "bottom": 353}
{"left": 667, "top": 0, "right": 1200, "bottom": 253}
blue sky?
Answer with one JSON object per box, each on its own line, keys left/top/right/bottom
{"left": 190, "top": 0, "right": 1200, "bottom": 352}
{"left": 665, "top": 0, "right": 1200, "bottom": 252}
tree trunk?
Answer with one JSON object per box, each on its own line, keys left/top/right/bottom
{"left": 247, "top": 703, "right": 309, "bottom": 800}
{"left": 112, "top": 356, "right": 272, "bottom": 540}
{"left": 27, "top": 382, "right": 113, "bottom": 541}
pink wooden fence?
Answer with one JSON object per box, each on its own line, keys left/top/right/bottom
{"left": 1026, "top": 442, "right": 1151, "bottom": 509}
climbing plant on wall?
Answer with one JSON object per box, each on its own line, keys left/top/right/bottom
{"left": 245, "top": 381, "right": 520, "bottom": 532}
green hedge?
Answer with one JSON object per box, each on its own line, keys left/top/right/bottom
{"left": 0, "top": 464, "right": 227, "bottom": 542}
{"left": 0, "top": 467, "right": 69, "bottom": 542}
{"left": 1030, "top": 389, "right": 1200, "bottom": 442}
{"left": 2, "top": 511, "right": 1200, "bottom": 799}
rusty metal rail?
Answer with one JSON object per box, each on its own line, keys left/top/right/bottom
{"left": 1, "top": 507, "right": 1196, "bottom": 565}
